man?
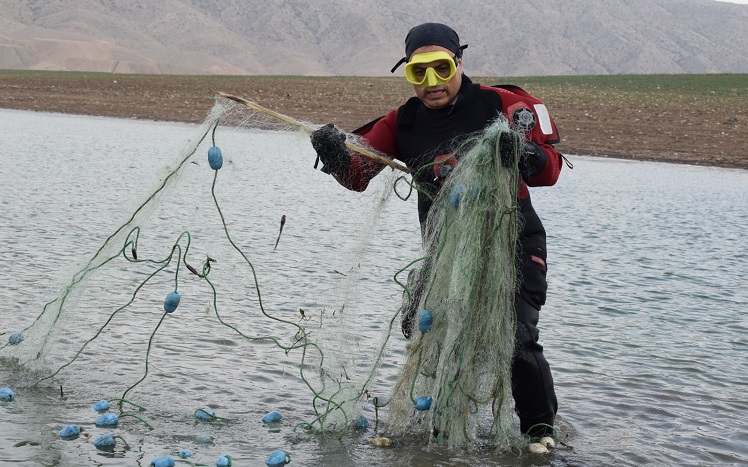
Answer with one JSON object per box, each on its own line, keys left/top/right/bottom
{"left": 310, "top": 22, "right": 562, "bottom": 438}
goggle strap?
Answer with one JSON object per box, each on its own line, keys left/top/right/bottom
{"left": 392, "top": 44, "right": 467, "bottom": 74}
{"left": 391, "top": 57, "right": 407, "bottom": 73}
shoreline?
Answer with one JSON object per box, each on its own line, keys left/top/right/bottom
{"left": 1, "top": 71, "right": 746, "bottom": 170}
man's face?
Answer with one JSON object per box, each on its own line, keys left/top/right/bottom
{"left": 409, "top": 45, "right": 463, "bottom": 110}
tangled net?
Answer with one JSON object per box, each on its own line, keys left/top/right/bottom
{"left": 1, "top": 93, "right": 524, "bottom": 451}
{"left": 386, "top": 119, "right": 522, "bottom": 449}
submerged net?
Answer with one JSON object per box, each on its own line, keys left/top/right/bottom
{"left": 1, "top": 94, "right": 524, "bottom": 451}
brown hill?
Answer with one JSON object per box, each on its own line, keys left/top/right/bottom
{"left": 1, "top": 0, "right": 747, "bottom": 76}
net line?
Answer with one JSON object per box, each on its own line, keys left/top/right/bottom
{"left": 1, "top": 94, "right": 526, "bottom": 451}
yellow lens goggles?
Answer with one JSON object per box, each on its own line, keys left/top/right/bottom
{"left": 404, "top": 51, "right": 458, "bottom": 86}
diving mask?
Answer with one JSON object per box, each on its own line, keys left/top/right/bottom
{"left": 404, "top": 51, "right": 458, "bottom": 86}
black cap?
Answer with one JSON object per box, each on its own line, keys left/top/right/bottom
{"left": 391, "top": 22, "right": 468, "bottom": 73}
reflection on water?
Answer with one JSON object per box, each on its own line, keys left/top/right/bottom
{"left": 0, "top": 109, "right": 746, "bottom": 466}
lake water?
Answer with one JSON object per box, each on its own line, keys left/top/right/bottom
{"left": 0, "top": 108, "right": 747, "bottom": 467}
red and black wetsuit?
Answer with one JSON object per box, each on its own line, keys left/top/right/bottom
{"left": 336, "top": 75, "right": 561, "bottom": 436}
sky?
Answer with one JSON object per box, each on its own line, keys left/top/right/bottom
{"left": 715, "top": 0, "right": 748, "bottom": 3}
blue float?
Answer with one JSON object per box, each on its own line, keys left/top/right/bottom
{"left": 150, "top": 456, "right": 175, "bottom": 467}
{"left": 415, "top": 396, "right": 433, "bottom": 411}
{"left": 9, "top": 331, "right": 23, "bottom": 345}
{"left": 92, "top": 399, "right": 110, "bottom": 412}
{"left": 95, "top": 412, "right": 119, "bottom": 428}
{"left": 164, "top": 291, "right": 181, "bottom": 313}
{"left": 0, "top": 387, "right": 15, "bottom": 401}
{"left": 262, "top": 410, "right": 282, "bottom": 424}
{"left": 418, "top": 309, "right": 433, "bottom": 333}
{"left": 179, "top": 450, "right": 193, "bottom": 459}
{"left": 265, "top": 450, "right": 291, "bottom": 467}
{"left": 216, "top": 454, "right": 232, "bottom": 466}
{"left": 352, "top": 414, "right": 369, "bottom": 429}
{"left": 93, "top": 434, "right": 116, "bottom": 449}
{"left": 208, "top": 146, "right": 223, "bottom": 170}
{"left": 58, "top": 424, "right": 81, "bottom": 440}
{"left": 449, "top": 183, "right": 479, "bottom": 206}
{"left": 195, "top": 407, "right": 216, "bottom": 422}
{"left": 449, "top": 183, "right": 466, "bottom": 207}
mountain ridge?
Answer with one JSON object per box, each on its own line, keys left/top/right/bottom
{"left": 1, "top": 0, "right": 747, "bottom": 76}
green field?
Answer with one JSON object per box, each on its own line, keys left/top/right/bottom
{"left": 481, "top": 73, "right": 748, "bottom": 107}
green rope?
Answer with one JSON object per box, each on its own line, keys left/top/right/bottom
{"left": 22, "top": 114, "right": 217, "bottom": 361}
{"left": 107, "top": 398, "right": 147, "bottom": 411}
{"left": 119, "top": 311, "right": 168, "bottom": 410}
{"left": 9, "top": 101, "right": 532, "bottom": 451}
{"left": 119, "top": 413, "right": 154, "bottom": 430}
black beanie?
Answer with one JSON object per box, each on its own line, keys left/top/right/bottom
{"left": 391, "top": 22, "right": 468, "bottom": 73}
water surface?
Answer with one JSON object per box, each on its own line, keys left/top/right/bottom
{"left": 1, "top": 109, "right": 746, "bottom": 466}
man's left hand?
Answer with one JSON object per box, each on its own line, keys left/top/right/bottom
{"left": 499, "top": 132, "right": 546, "bottom": 181}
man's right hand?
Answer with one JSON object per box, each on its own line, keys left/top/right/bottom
{"left": 310, "top": 123, "right": 351, "bottom": 177}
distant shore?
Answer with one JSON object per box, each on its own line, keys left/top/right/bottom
{"left": 1, "top": 70, "right": 746, "bottom": 170}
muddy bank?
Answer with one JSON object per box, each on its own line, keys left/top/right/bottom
{"left": 1, "top": 72, "right": 746, "bottom": 170}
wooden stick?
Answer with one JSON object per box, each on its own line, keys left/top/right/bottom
{"left": 217, "top": 92, "right": 411, "bottom": 173}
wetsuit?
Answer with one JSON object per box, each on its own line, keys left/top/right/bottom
{"left": 335, "top": 75, "right": 562, "bottom": 436}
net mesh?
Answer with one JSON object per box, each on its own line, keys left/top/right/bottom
{"left": 1, "top": 94, "right": 525, "bottom": 450}
{"left": 386, "top": 119, "right": 522, "bottom": 449}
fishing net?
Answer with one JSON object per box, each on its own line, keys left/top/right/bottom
{"left": 1, "top": 93, "right": 524, "bottom": 451}
{"left": 386, "top": 119, "right": 523, "bottom": 449}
